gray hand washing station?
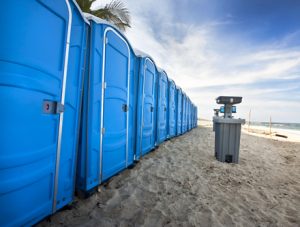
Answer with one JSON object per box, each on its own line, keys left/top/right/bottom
{"left": 213, "top": 96, "right": 245, "bottom": 163}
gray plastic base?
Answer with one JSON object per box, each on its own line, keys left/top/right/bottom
{"left": 213, "top": 117, "right": 245, "bottom": 163}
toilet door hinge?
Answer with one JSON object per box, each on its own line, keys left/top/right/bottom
{"left": 56, "top": 103, "right": 65, "bottom": 113}
{"left": 102, "top": 128, "right": 105, "bottom": 134}
{"left": 102, "top": 82, "right": 107, "bottom": 89}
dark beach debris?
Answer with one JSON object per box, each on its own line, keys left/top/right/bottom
{"left": 275, "top": 134, "right": 288, "bottom": 138}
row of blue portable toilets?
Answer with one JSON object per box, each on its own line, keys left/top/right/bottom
{"left": 0, "top": 1, "right": 198, "bottom": 226}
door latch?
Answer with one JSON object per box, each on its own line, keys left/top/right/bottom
{"left": 43, "top": 100, "right": 64, "bottom": 114}
{"left": 150, "top": 106, "right": 154, "bottom": 112}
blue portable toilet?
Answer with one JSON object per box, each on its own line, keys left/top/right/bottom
{"left": 193, "top": 104, "right": 196, "bottom": 128}
{"left": 187, "top": 98, "right": 191, "bottom": 131}
{"left": 181, "top": 93, "right": 185, "bottom": 133}
{"left": 196, "top": 106, "right": 198, "bottom": 127}
{"left": 181, "top": 91, "right": 185, "bottom": 134}
{"left": 134, "top": 51, "right": 158, "bottom": 160}
{"left": 191, "top": 103, "right": 194, "bottom": 128}
{"left": 189, "top": 99, "right": 192, "bottom": 130}
{"left": 185, "top": 96, "right": 189, "bottom": 132}
{"left": 76, "top": 14, "right": 137, "bottom": 194}
{"left": 186, "top": 98, "right": 189, "bottom": 131}
{"left": 192, "top": 104, "right": 195, "bottom": 128}
{"left": 190, "top": 100, "right": 192, "bottom": 130}
{"left": 186, "top": 96, "right": 189, "bottom": 132}
{"left": 195, "top": 106, "right": 197, "bottom": 127}
{"left": 0, "top": 1, "right": 88, "bottom": 226}
{"left": 174, "top": 87, "right": 178, "bottom": 136}
{"left": 194, "top": 104, "right": 197, "bottom": 128}
{"left": 168, "top": 79, "right": 176, "bottom": 138}
{"left": 190, "top": 103, "right": 193, "bottom": 129}
{"left": 190, "top": 102, "right": 193, "bottom": 129}
{"left": 176, "top": 87, "right": 183, "bottom": 135}
{"left": 192, "top": 103, "right": 194, "bottom": 128}
{"left": 156, "top": 69, "right": 169, "bottom": 144}
{"left": 182, "top": 93, "right": 187, "bottom": 133}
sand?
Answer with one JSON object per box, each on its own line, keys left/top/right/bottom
{"left": 39, "top": 126, "right": 300, "bottom": 227}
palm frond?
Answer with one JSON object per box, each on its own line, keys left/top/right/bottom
{"left": 92, "top": 9, "right": 128, "bottom": 31}
{"left": 91, "top": 0, "right": 131, "bottom": 31}
{"left": 104, "top": 0, "right": 131, "bottom": 26}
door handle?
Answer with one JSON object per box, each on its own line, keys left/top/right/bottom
{"left": 150, "top": 106, "right": 154, "bottom": 112}
{"left": 122, "top": 104, "right": 128, "bottom": 112}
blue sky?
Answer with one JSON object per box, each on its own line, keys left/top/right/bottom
{"left": 93, "top": 0, "right": 300, "bottom": 123}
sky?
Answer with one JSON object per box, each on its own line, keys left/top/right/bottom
{"left": 92, "top": 0, "right": 300, "bottom": 123}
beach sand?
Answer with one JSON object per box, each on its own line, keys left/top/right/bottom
{"left": 39, "top": 126, "right": 300, "bottom": 227}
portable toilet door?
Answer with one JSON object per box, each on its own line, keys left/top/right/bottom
{"left": 135, "top": 56, "right": 157, "bottom": 159}
{"left": 195, "top": 106, "right": 197, "bottom": 127}
{"left": 156, "top": 70, "right": 168, "bottom": 144}
{"left": 189, "top": 100, "right": 192, "bottom": 130}
{"left": 191, "top": 103, "right": 193, "bottom": 129}
{"left": 193, "top": 105, "right": 195, "bottom": 127}
{"left": 174, "top": 87, "right": 178, "bottom": 136}
{"left": 182, "top": 93, "right": 187, "bottom": 133}
{"left": 0, "top": 1, "right": 88, "bottom": 226}
{"left": 168, "top": 79, "right": 176, "bottom": 138}
{"left": 166, "top": 76, "right": 170, "bottom": 139}
{"left": 100, "top": 23, "right": 135, "bottom": 182}
{"left": 176, "top": 88, "right": 183, "bottom": 135}
{"left": 190, "top": 103, "right": 193, "bottom": 129}
{"left": 194, "top": 106, "right": 197, "bottom": 128}
{"left": 76, "top": 16, "right": 136, "bottom": 193}
{"left": 186, "top": 98, "right": 189, "bottom": 131}
{"left": 181, "top": 93, "right": 185, "bottom": 133}
{"left": 188, "top": 99, "right": 191, "bottom": 130}
{"left": 187, "top": 98, "right": 191, "bottom": 131}
{"left": 192, "top": 104, "right": 195, "bottom": 128}
{"left": 185, "top": 96, "right": 188, "bottom": 132}
{"left": 196, "top": 107, "right": 198, "bottom": 126}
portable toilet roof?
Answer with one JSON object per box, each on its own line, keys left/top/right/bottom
{"left": 134, "top": 49, "right": 158, "bottom": 66}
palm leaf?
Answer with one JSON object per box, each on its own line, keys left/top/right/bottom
{"left": 103, "top": 1, "right": 131, "bottom": 26}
